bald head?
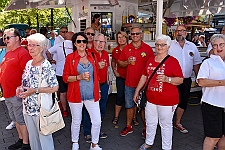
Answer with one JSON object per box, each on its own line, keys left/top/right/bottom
{"left": 65, "top": 32, "right": 74, "bottom": 40}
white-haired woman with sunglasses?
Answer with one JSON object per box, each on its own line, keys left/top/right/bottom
{"left": 16, "top": 33, "right": 59, "bottom": 150}
{"left": 197, "top": 34, "right": 225, "bottom": 150}
{"left": 133, "top": 35, "right": 183, "bottom": 150}
{"left": 63, "top": 32, "right": 102, "bottom": 150}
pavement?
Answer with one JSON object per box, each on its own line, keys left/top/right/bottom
{"left": 0, "top": 92, "right": 205, "bottom": 150}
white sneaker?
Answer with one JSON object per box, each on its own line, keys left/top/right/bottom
{"left": 6, "top": 121, "right": 16, "bottom": 130}
{"left": 90, "top": 144, "right": 102, "bottom": 150}
{"left": 72, "top": 143, "right": 79, "bottom": 150}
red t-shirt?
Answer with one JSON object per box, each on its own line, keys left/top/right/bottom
{"left": 143, "top": 56, "right": 183, "bottom": 106}
{"left": 111, "top": 46, "right": 127, "bottom": 78}
{"left": 89, "top": 48, "right": 109, "bottom": 84}
{"left": 119, "top": 42, "right": 154, "bottom": 87}
{"left": 0, "top": 47, "right": 32, "bottom": 98}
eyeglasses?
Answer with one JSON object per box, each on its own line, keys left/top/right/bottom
{"left": 60, "top": 31, "right": 68, "bottom": 33}
{"left": 118, "top": 36, "right": 126, "bottom": 39}
{"left": 131, "top": 32, "right": 141, "bottom": 36}
{"left": 86, "top": 32, "right": 95, "bottom": 36}
{"left": 4, "top": 36, "right": 16, "bottom": 41}
{"left": 155, "top": 43, "right": 167, "bottom": 48}
{"left": 175, "top": 29, "right": 186, "bottom": 33}
{"left": 27, "top": 44, "right": 40, "bottom": 48}
{"left": 212, "top": 43, "right": 225, "bottom": 49}
{"left": 76, "top": 40, "right": 87, "bottom": 44}
{"left": 95, "top": 40, "right": 106, "bottom": 44}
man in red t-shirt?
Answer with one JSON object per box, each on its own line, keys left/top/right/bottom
{"left": 0, "top": 28, "right": 32, "bottom": 149}
{"left": 83, "top": 33, "right": 109, "bottom": 140}
{"left": 118, "top": 27, "right": 154, "bottom": 137}
{"left": 85, "top": 27, "right": 95, "bottom": 50}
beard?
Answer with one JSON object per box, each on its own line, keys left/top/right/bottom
{"left": 176, "top": 35, "right": 185, "bottom": 42}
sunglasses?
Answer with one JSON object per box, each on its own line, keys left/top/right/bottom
{"left": 61, "top": 31, "right": 68, "bottom": 33}
{"left": 86, "top": 32, "right": 95, "bottom": 36}
{"left": 130, "top": 32, "right": 141, "bottom": 36}
{"left": 76, "top": 40, "right": 87, "bottom": 44}
{"left": 4, "top": 36, "right": 16, "bottom": 41}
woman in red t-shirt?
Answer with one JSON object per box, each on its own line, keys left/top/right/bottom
{"left": 111, "top": 31, "right": 128, "bottom": 125}
{"left": 133, "top": 35, "right": 183, "bottom": 150}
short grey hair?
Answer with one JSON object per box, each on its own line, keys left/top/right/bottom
{"left": 84, "top": 27, "right": 94, "bottom": 33}
{"left": 94, "top": 33, "right": 107, "bottom": 43}
{"left": 210, "top": 34, "right": 225, "bottom": 44}
{"left": 130, "top": 26, "right": 142, "bottom": 33}
{"left": 27, "top": 33, "right": 47, "bottom": 47}
{"left": 155, "top": 34, "right": 171, "bottom": 46}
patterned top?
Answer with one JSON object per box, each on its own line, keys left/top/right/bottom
{"left": 22, "top": 59, "right": 58, "bottom": 116}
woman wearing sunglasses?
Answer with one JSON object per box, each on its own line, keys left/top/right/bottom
{"left": 91, "top": 14, "right": 107, "bottom": 34}
{"left": 63, "top": 32, "right": 102, "bottom": 150}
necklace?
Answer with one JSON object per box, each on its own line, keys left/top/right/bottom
{"left": 79, "top": 53, "right": 87, "bottom": 58}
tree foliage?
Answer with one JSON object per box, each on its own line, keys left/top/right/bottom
{"left": 0, "top": 0, "right": 72, "bottom": 30}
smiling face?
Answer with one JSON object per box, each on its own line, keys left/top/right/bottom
{"left": 212, "top": 38, "right": 225, "bottom": 58}
{"left": 74, "top": 35, "right": 87, "bottom": 52}
{"left": 155, "top": 40, "right": 169, "bottom": 55}
{"left": 117, "top": 33, "right": 127, "bottom": 46}
{"left": 94, "top": 35, "right": 106, "bottom": 51}
{"left": 130, "top": 28, "right": 142, "bottom": 43}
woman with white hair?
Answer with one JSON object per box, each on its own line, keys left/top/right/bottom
{"left": 134, "top": 35, "right": 183, "bottom": 150}
{"left": 197, "top": 34, "right": 225, "bottom": 150}
{"left": 16, "top": 33, "right": 59, "bottom": 150}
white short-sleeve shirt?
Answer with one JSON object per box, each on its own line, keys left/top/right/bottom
{"left": 54, "top": 35, "right": 64, "bottom": 45}
{"left": 168, "top": 40, "right": 202, "bottom": 78}
{"left": 197, "top": 55, "right": 225, "bottom": 108}
{"left": 48, "top": 40, "right": 73, "bottom": 76}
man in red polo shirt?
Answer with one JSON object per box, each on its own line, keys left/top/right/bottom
{"left": 83, "top": 33, "right": 109, "bottom": 141}
{"left": 118, "top": 27, "right": 154, "bottom": 137}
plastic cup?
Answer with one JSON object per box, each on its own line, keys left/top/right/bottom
{"left": 131, "top": 57, "right": 136, "bottom": 65}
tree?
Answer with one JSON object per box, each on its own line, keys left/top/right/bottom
{"left": 0, "top": 0, "right": 72, "bottom": 30}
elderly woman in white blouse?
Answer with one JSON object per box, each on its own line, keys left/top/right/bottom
{"left": 197, "top": 34, "right": 225, "bottom": 150}
{"left": 17, "top": 33, "right": 58, "bottom": 150}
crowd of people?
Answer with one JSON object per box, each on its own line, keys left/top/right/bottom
{"left": 0, "top": 24, "right": 225, "bottom": 150}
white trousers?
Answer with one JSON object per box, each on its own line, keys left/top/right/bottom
{"left": 145, "top": 101, "right": 177, "bottom": 150}
{"left": 69, "top": 100, "right": 101, "bottom": 144}
{"left": 23, "top": 114, "right": 54, "bottom": 150}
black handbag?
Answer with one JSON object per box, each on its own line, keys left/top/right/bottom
{"left": 137, "top": 55, "right": 170, "bottom": 109}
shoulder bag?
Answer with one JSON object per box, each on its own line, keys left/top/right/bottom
{"left": 137, "top": 55, "right": 170, "bottom": 109}
{"left": 37, "top": 64, "right": 65, "bottom": 135}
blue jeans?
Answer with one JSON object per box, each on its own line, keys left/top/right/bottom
{"left": 83, "top": 82, "right": 109, "bottom": 136}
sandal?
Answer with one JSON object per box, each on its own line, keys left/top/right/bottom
{"left": 112, "top": 117, "right": 119, "bottom": 125}
{"left": 138, "top": 143, "right": 151, "bottom": 150}
{"left": 132, "top": 118, "right": 139, "bottom": 126}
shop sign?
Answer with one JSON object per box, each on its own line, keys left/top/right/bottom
{"left": 97, "top": 6, "right": 111, "bottom": 10}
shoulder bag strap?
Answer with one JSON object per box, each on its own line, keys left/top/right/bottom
{"left": 143, "top": 55, "right": 170, "bottom": 91}
{"left": 62, "top": 42, "right": 67, "bottom": 58}
{"left": 37, "top": 64, "right": 43, "bottom": 107}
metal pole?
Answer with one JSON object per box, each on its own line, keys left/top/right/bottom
{"left": 156, "top": 0, "right": 163, "bottom": 37}
{"left": 36, "top": 9, "right": 39, "bottom": 31}
{"left": 51, "top": 8, "right": 53, "bottom": 30}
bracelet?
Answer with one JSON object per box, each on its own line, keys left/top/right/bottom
{"left": 75, "top": 75, "right": 77, "bottom": 81}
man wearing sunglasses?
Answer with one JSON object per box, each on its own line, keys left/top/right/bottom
{"left": 0, "top": 28, "right": 32, "bottom": 150}
{"left": 54, "top": 26, "right": 68, "bottom": 45}
{"left": 85, "top": 27, "right": 95, "bottom": 50}
{"left": 46, "top": 32, "right": 74, "bottom": 117}
{"left": 168, "top": 25, "right": 202, "bottom": 134}
{"left": 118, "top": 27, "right": 154, "bottom": 138}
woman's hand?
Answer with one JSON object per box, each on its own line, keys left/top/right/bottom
{"left": 156, "top": 75, "right": 168, "bottom": 82}
{"left": 81, "top": 72, "right": 90, "bottom": 81}
{"left": 18, "top": 87, "right": 36, "bottom": 98}
{"left": 113, "top": 70, "right": 120, "bottom": 77}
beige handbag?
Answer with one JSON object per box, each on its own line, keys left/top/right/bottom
{"left": 37, "top": 64, "right": 65, "bottom": 135}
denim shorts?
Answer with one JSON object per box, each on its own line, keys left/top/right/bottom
{"left": 5, "top": 96, "right": 25, "bottom": 125}
{"left": 124, "top": 86, "right": 136, "bottom": 108}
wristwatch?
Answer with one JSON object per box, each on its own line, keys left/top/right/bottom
{"left": 35, "top": 88, "right": 39, "bottom": 94}
{"left": 168, "top": 77, "right": 172, "bottom": 83}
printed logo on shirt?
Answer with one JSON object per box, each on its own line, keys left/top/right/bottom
{"left": 140, "top": 52, "right": 146, "bottom": 57}
{"left": 189, "top": 52, "right": 194, "bottom": 57}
